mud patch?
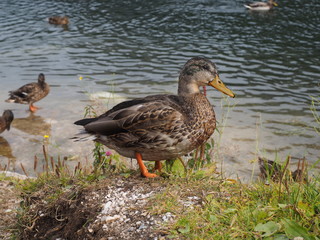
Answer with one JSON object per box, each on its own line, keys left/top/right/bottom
{"left": 20, "top": 176, "right": 171, "bottom": 240}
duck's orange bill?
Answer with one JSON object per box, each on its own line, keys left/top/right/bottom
{"left": 208, "top": 75, "right": 235, "bottom": 98}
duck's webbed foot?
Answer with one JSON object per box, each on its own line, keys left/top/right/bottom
{"left": 135, "top": 152, "right": 158, "bottom": 178}
{"left": 29, "top": 104, "right": 39, "bottom": 112}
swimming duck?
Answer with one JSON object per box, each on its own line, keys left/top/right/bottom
{"left": 74, "top": 57, "right": 235, "bottom": 178}
{"left": 0, "top": 110, "right": 14, "bottom": 134}
{"left": 6, "top": 73, "right": 50, "bottom": 112}
{"left": 244, "top": 0, "right": 278, "bottom": 11}
{"left": 48, "top": 16, "right": 69, "bottom": 25}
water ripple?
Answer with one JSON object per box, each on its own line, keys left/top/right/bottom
{"left": 0, "top": 0, "right": 319, "bottom": 177}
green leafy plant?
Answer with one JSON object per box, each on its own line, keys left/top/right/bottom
{"left": 92, "top": 143, "right": 127, "bottom": 175}
{"left": 83, "top": 104, "right": 128, "bottom": 176}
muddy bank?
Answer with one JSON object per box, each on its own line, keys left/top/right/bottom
{"left": 17, "top": 175, "right": 174, "bottom": 240}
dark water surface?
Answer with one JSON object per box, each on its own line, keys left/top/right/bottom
{"left": 0, "top": 0, "right": 319, "bottom": 179}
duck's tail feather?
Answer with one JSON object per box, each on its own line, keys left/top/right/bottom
{"left": 5, "top": 98, "right": 28, "bottom": 104}
{"left": 5, "top": 98, "right": 15, "bottom": 103}
{"left": 6, "top": 91, "right": 29, "bottom": 104}
{"left": 71, "top": 130, "right": 97, "bottom": 142}
{"left": 74, "top": 118, "right": 97, "bottom": 126}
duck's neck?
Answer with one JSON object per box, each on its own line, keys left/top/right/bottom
{"left": 178, "top": 79, "right": 201, "bottom": 96}
{"left": 38, "top": 81, "right": 46, "bottom": 89}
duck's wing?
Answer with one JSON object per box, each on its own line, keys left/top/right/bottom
{"left": 0, "top": 118, "right": 5, "bottom": 133}
{"left": 245, "top": 1, "right": 268, "bottom": 8}
{"left": 7, "top": 82, "right": 39, "bottom": 103}
{"left": 75, "top": 95, "right": 185, "bottom": 136}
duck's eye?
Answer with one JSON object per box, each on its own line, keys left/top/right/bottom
{"left": 202, "top": 65, "right": 210, "bottom": 71}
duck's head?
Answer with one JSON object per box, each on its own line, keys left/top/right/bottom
{"left": 178, "top": 57, "right": 235, "bottom": 98}
{"left": 38, "top": 73, "right": 46, "bottom": 84}
{"left": 2, "top": 110, "right": 14, "bottom": 130}
{"left": 269, "top": 0, "right": 278, "bottom": 6}
{"left": 60, "top": 16, "right": 69, "bottom": 25}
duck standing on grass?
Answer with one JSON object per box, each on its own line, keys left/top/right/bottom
{"left": 74, "top": 57, "right": 235, "bottom": 178}
{"left": 0, "top": 110, "right": 14, "bottom": 134}
{"left": 6, "top": 73, "right": 50, "bottom": 112}
{"left": 244, "top": 0, "right": 278, "bottom": 11}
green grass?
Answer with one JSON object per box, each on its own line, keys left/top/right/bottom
{"left": 150, "top": 173, "right": 320, "bottom": 240}
{"left": 6, "top": 139, "right": 320, "bottom": 240}
{"left": 4, "top": 96, "right": 319, "bottom": 239}
{"left": 7, "top": 161, "right": 320, "bottom": 240}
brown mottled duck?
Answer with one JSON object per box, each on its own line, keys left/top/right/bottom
{"left": 48, "top": 16, "right": 69, "bottom": 25}
{"left": 74, "top": 57, "right": 235, "bottom": 177}
{"left": 0, "top": 110, "right": 14, "bottom": 134}
{"left": 6, "top": 73, "right": 50, "bottom": 112}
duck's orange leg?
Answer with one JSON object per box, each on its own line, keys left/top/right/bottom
{"left": 29, "top": 104, "right": 39, "bottom": 112}
{"left": 135, "top": 152, "right": 158, "bottom": 178}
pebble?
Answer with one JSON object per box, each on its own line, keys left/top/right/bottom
{"left": 85, "top": 180, "right": 171, "bottom": 239}
{"left": 139, "top": 223, "right": 147, "bottom": 230}
{"left": 162, "top": 212, "right": 174, "bottom": 222}
{"left": 128, "top": 227, "right": 135, "bottom": 232}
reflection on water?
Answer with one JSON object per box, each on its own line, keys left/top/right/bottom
{"left": 11, "top": 113, "right": 51, "bottom": 137}
{"left": 0, "top": 0, "right": 319, "bottom": 179}
{"left": 0, "top": 113, "right": 51, "bottom": 173}
{"left": 0, "top": 136, "right": 16, "bottom": 163}
{"left": 0, "top": 108, "right": 94, "bottom": 175}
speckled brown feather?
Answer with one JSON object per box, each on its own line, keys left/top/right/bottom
{"left": 75, "top": 94, "right": 215, "bottom": 161}
{"left": 48, "top": 16, "right": 69, "bottom": 25}
{"left": 0, "top": 118, "right": 6, "bottom": 134}
{"left": 85, "top": 93, "right": 215, "bottom": 160}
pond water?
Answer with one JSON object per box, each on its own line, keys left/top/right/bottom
{"left": 0, "top": 0, "right": 319, "bottom": 180}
